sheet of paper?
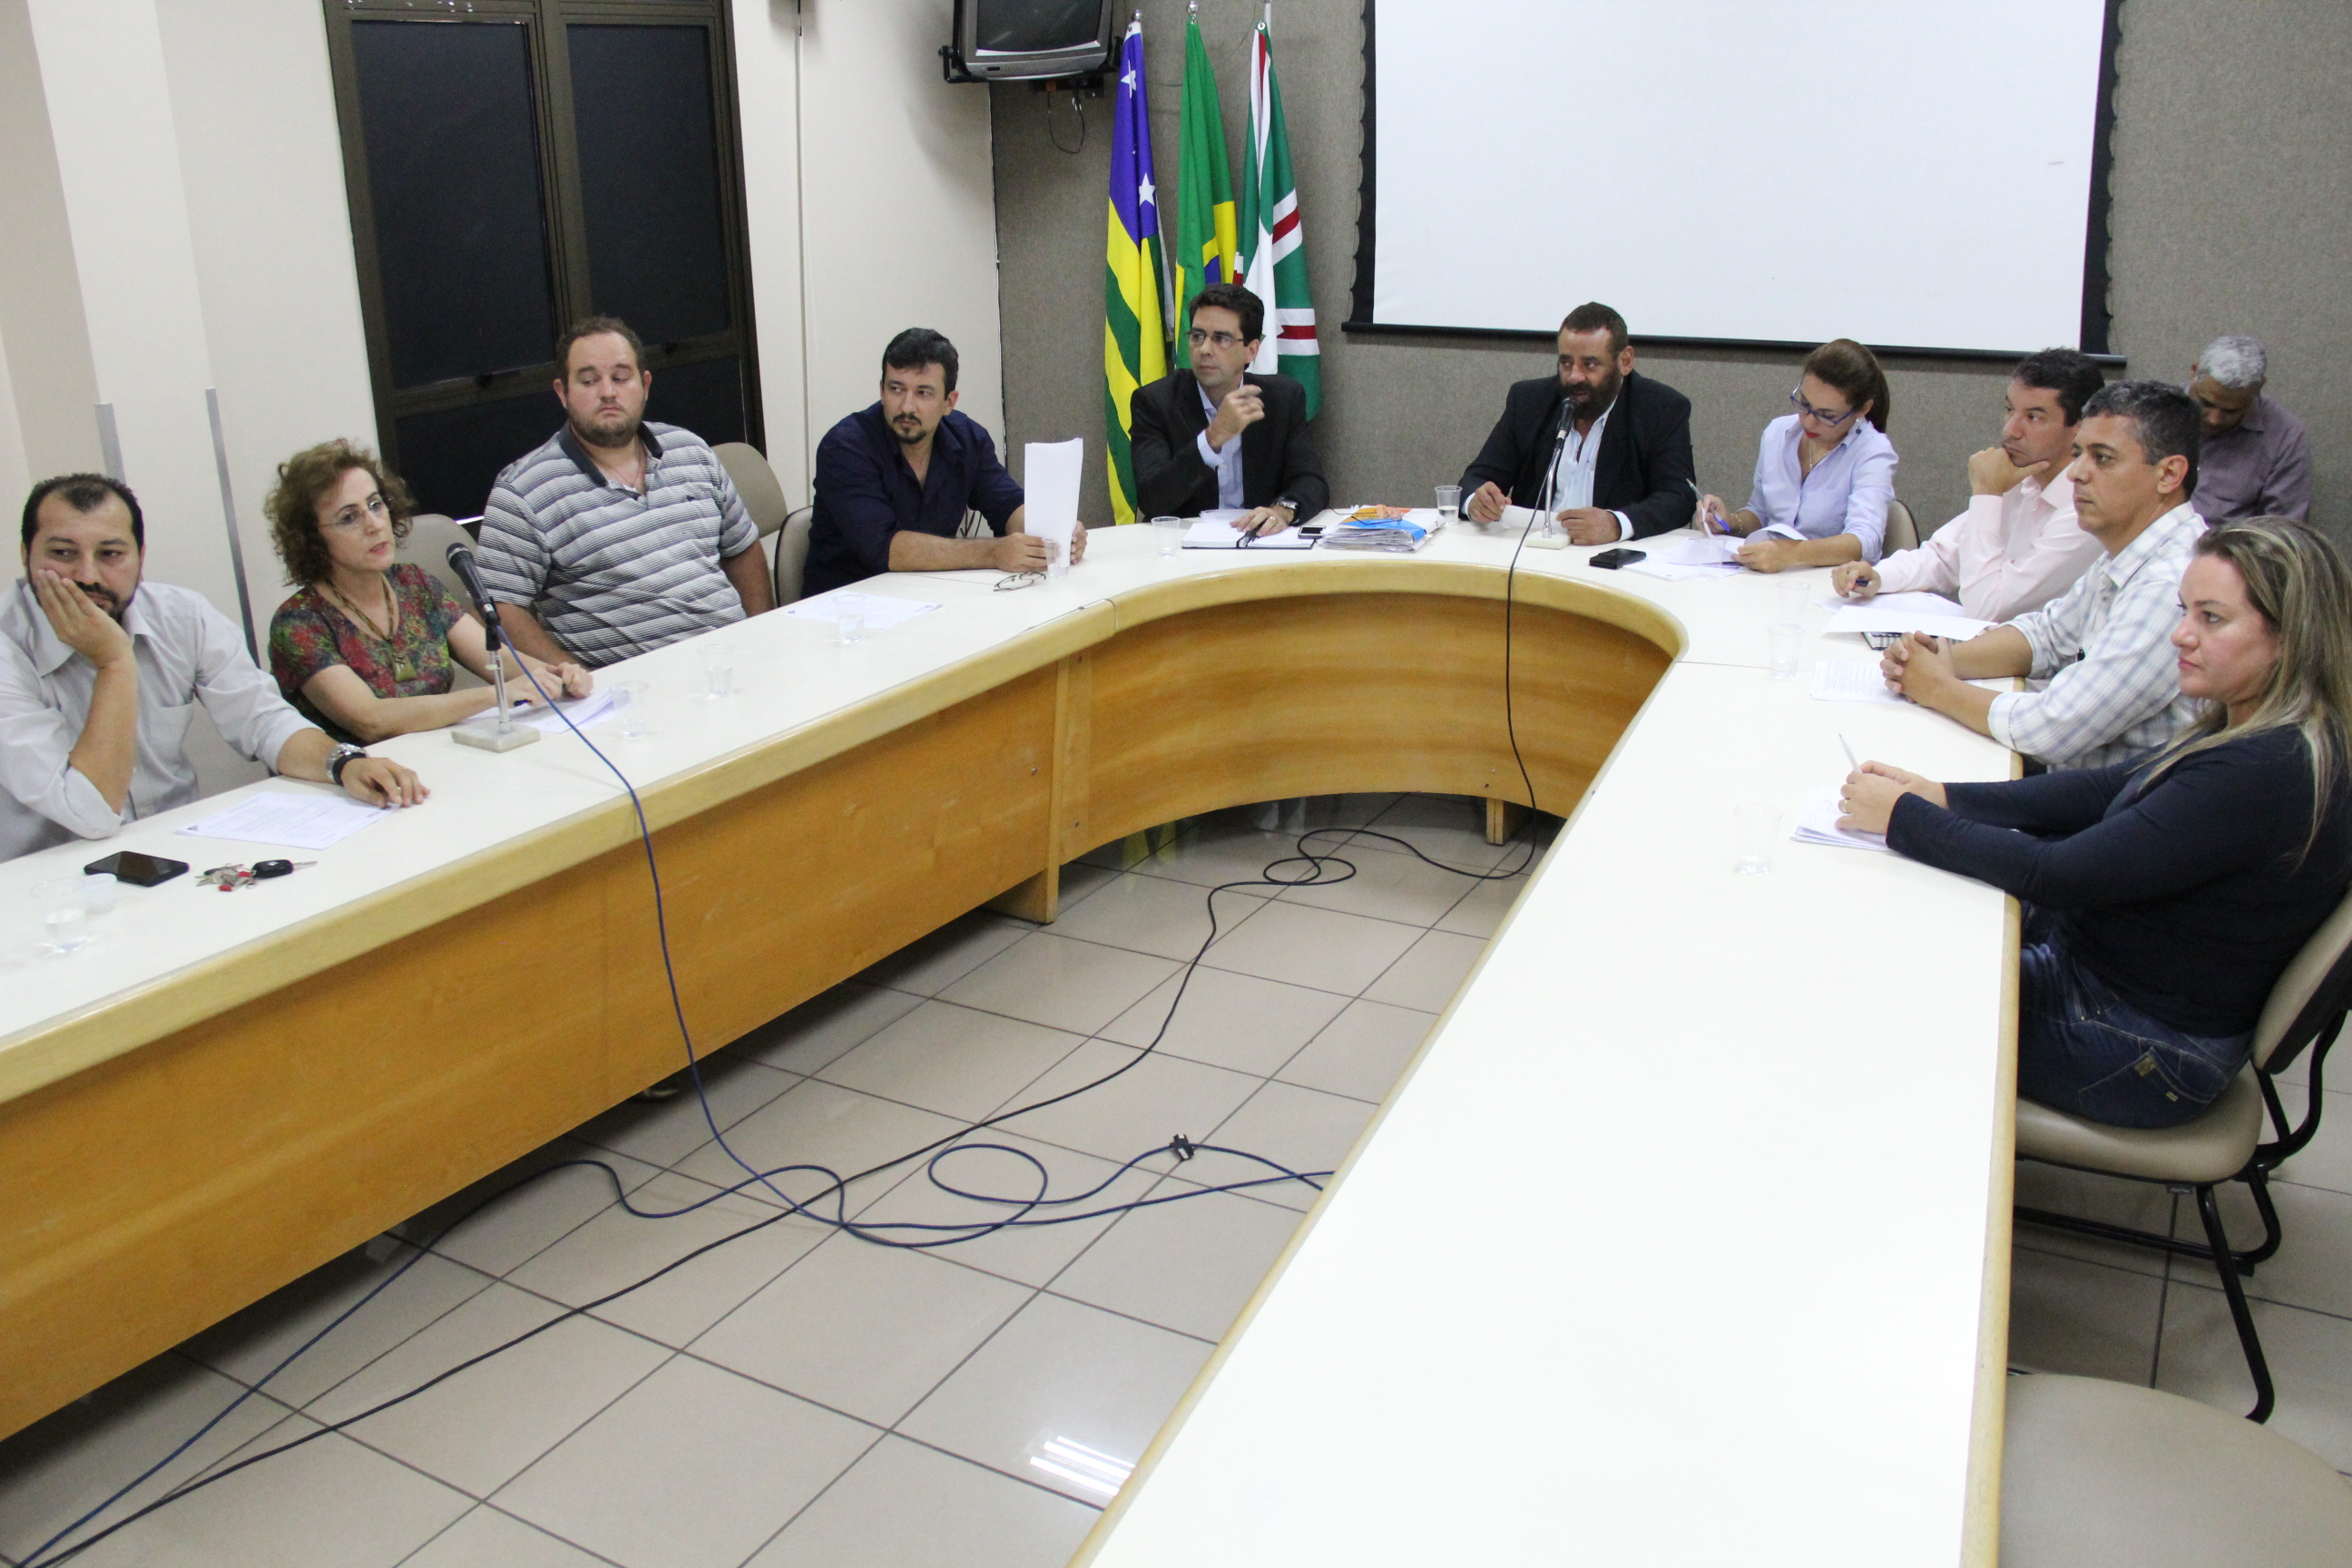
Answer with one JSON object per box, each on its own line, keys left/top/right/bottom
{"left": 489, "top": 690, "right": 619, "bottom": 734}
{"left": 1816, "top": 589, "right": 1966, "bottom": 617}
{"left": 1660, "top": 533, "right": 1743, "bottom": 567}
{"left": 1625, "top": 556, "right": 1739, "bottom": 582}
{"left": 1790, "top": 784, "right": 1888, "bottom": 853}
{"left": 175, "top": 790, "right": 397, "bottom": 851}
{"left": 782, "top": 591, "right": 942, "bottom": 630}
{"left": 1022, "top": 438, "right": 1083, "bottom": 562}
{"left": 1823, "top": 602, "right": 1994, "bottom": 642}
{"left": 1182, "top": 521, "right": 1313, "bottom": 549}
{"left": 1810, "top": 660, "right": 1901, "bottom": 704}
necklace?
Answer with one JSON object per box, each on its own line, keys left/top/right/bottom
{"left": 324, "top": 573, "right": 418, "bottom": 684}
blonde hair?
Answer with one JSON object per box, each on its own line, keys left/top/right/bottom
{"left": 2140, "top": 516, "right": 2352, "bottom": 853}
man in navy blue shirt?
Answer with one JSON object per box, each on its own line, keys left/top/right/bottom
{"left": 804, "top": 328, "right": 1086, "bottom": 598}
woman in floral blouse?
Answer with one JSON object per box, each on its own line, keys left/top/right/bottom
{"left": 266, "top": 440, "right": 590, "bottom": 744}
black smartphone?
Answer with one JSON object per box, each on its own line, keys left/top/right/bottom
{"left": 84, "top": 851, "right": 190, "bottom": 887}
{"left": 1298, "top": 524, "right": 1326, "bottom": 537}
{"left": 1589, "top": 548, "right": 1646, "bottom": 570}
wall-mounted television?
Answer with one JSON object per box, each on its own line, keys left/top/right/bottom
{"left": 942, "top": 0, "right": 1115, "bottom": 83}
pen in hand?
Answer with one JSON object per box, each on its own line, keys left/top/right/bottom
{"left": 1840, "top": 734, "right": 1859, "bottom": 771}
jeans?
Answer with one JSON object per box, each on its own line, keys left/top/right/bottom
{"left": 2017, "top": 916, "right": 2250, "bottom": 1131}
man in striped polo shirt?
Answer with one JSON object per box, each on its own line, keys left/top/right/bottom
{"left": 477, "top": 317, "right": 774, "bottom": 667}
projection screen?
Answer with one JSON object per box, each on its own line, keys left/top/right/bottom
{"left": 1355, "top": 0, "right": 2118, "bottom": 355}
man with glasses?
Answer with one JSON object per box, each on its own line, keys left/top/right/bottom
{"left": 2184, "top": 333, "right": 2309, "bottom": 524}
{"left": 805, "top": 327, "right": 1072, "bottom": 598}
{"left": 1130, "top": 282, "right": 1328, "bottom": 538}
{"left": 1460, "top": 302, "right": 1696, "bottom": 543}
{"left": 2, "top": 474, "right": 427, "bottom": 863}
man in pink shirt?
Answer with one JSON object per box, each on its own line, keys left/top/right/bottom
{"left": 1830, "top": 348, "right": 2106, "bottom": 622}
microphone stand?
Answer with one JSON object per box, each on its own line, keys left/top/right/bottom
{"left": 1525, "top": 391, "right": 1576, "bottom": 551}
{"left": 451, "top": 561, "right": 541, "bottom": 753}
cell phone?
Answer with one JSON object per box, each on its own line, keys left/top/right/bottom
{"left": 1298, "top": 524, "right": 1326, "bottom": 537}
{"left": 1588, "top": 548, "right": 1646, "bottom": 570}
{"left": 83, "top": 851, "right": 190, "bottom": 887}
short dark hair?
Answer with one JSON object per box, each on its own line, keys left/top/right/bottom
{"left": 2082, "top": 379, "right": 2202, "bottom": 498}
{"left": 554, "top": 315, "right": 645, "bottom": 379}
{"left": 881, "top": 328, "right": 959, "bottom": 395}
{"left": 1559, "top": 302, "right": 1630, "bottom": 358}
{"left": 22, "top": 474, "right": 144, "bottom": 554}
{"left": 2012, "top": 348, "right": 2106, "bottom": 425}
{"left": 1191, "top": 282, "right": 1264, "bottom": 345}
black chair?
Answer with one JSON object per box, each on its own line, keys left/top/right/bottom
{"left": 2014, "top": 889, "right": 2352, "bottom": 1421}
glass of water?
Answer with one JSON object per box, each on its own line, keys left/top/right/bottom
{"left": 1152, "top": 515, "right": 1182, "bottom": 558}
{"left": 35, "top": 878, "right": 88, "bottom": 955}
{"left": 1434, "top": 484, "right": 1461, "bottom": 521}
{"left": 1734, "top": 804, "right": 1780, "bottom": 876}
{"left": 699, "top": 642, "right": 736, "bottom": 699}
{"left": 612, "top": 681, "right": 650, "bottom": 740}
{"left": 838, "top": 607, "right": 866, "bottom": 645}
{"left": 1768, "top": 622, "right": 1802, "bottom": 679}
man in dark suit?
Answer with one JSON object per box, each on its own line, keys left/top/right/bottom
{"left": 1131, "top": 282, "right": 1328, "bottom": 538}
{"left": 1460, "top": 302, "right": 1697, "bottom": 544}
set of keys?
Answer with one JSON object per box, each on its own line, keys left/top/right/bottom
{"left": 197, "top": 859, "right": 316, "bottom": 892}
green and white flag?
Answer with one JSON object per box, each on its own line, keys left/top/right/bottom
{"left": 1238, "top": 8, "right": 1319, "bottom": 416}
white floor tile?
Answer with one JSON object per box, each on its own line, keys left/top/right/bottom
{"left": 1278, "top": 999, "right": 1436, "bottom": 1103}
{"left": 1204, "top": 1080, "right": 1382, "bottom": 1200}
{"left": 744, "top": 1434, "right": 1097, "bottom": 1568}
{"left": 1365, "top": 794, "right": 1516, "bottom": 870}
{"left": 898, "top": 1295, "right": 1212, "bottom": 1505}
{"left": 1200, "top": 900, "right": 1424, "bottom": 996}
{"left": 1272, "top": 841, "right": 1484, "bottom": 927}
{"left": 939, "top": 932, "right": 1181, "bottom": 1036}
{"left": 505, "top": 1171, "right": 832, "bottom": 1348}
{"left": 1050, "top": 1183, "right": 1304, "bottom": 1342}
{"left": 691, "top": 1237, "right": 1032, "bottom": 1426}
{"left": 399, "top": 1505, "right": 615, "bottom": 1567}
{"left": 0, "top": 1357, "right": 299, "bottom": 1567}
{"left": 671, "top": 1078, "right": 969, "bottom": 1219}
{"left": 2004, "top": 1244, "right": 2165, "bottom": 1383}
{"left": 1362, "top": 928, "right": 1488, "bottom": 1012}
{"left": 304, "top": 1282, "right": 670, "bottom": 1497}
{"left": 405, "top": 1140, "right": 665, "bottom": 1280}
{"left": 1434, "top": 869, "right": 1531, "bottom": 938}
{"left": 730, "top": 982, "right": 926, "bottom": 1076}
{"left": 64, "top": 1416, "right": 470, "bottom": 1568}
{"left": 1097, "top": 965, "right": 1351, "bottom": 1077}
{"left": 2155, "top": 1283, "right": 2352, "bottom": 1467}
{"left": 2268, "top": 1085, "right": 2352, "bottom": 1198}
{"left": 987, "top": 1040, "right": 1261, "bottom": 1167}
{"left": 818, "top": 1000, "right": 1090, "bottom": 1122}
{"left": 1054, "top": 858, "right": 1123, "bottom": 907}
{"left": 845, "top": 1132, "right": 1179, "bottom": 1289}
{"left": 2010, "top": 1161, "right": 2180, "bottom": 1279}
{"left": 494, "top": 1357, "right": 878, "bottom": 1568}
{"left": 2192, "top": 1177, "right": 2352, "bottom": 1320}
{"left": 181, "top": 1246, "right": 496, "bottom": 1411}
{"left": 1043, "top": 870, "right": 1267, "bottom": 961}
{"left": 566, "top": 1055, "right": 799, "bottom": 1170}
{"left": 856, "top": 911, "right": 1029, "bottom": 997}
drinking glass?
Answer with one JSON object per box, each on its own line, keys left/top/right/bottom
{"left": 699, "top": 642, "right": 736, "bottom": 699}
{"left": 1768, "top": 622, "right": 1802, "bottom": 679}
{"left": 35, "top": 878, "right": 88, "bottom": 954}
{"left": 612, "top": 681, "right": 650, "bottom": 740}
{"left": 1434, "top": 485, "right": 1461, "bottom": 521}
{"left": 1152, "top": 515, "right": 1183, "bottom": 558}
{"left": 1734, "top": 804, "right": 1780, "bottom": 876}
{"left": 838, "top": 608, "right": 866, "bottom": 645}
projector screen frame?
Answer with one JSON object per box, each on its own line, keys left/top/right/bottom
{"left": 1344, "top": 0, "right": 2127, "bottom": 363}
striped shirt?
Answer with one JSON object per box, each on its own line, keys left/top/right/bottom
{"left": 1990, "top": 502, "right": 2205, "bottom": 770}
{"left": 476, "top": 422, "right": 759, "bottom": 666}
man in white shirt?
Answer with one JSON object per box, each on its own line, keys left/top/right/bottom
{"left": 2, "top": 475, "right": 426, "bottom": 863}
{"left": 1878, "top": 382, "right": 2205, "bottom": 770}
{"left": 1831, "top": 348, "right": 2107, "bottom": 623}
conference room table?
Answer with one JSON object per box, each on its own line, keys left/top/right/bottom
{"left": 0, "top": 514, "right": 2017, "bottom": 1563}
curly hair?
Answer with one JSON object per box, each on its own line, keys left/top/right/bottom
{"left": 265, "top": 439, "right": 415, "bottom": 587}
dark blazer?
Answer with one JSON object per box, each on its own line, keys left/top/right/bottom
{"left": 1130, "top": 369, "right": 1329, "bottom": 520}
{"left": 1457, "top": 369, "right": 1696, "bottom": 540}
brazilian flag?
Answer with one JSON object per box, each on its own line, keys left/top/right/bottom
{"left": 1174, "top": 13, "right": 1239, "bottom": 338}
{"left": 1104, "top": 17, "right": 1171, "bottom": 526}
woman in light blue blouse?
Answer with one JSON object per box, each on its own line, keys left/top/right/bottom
{"left": 1699, "top": 338, "right": 1898, "bottom": 573}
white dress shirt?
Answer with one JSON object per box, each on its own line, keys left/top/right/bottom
{"left": 1873, "top": 471, "right": 2102, "bottom": 624}
{"left": 1195, "top": 386, "right": 1247, "bottom": 510}
{"left": 1743, "top": 413, "right": 1898, "bottom": 559}
{"left": 0, "top": 579, "right": 314, "bottom": 863}
{"left": 1990, "top": 503, "right": 2206, "bottom": 769}
{"left": 1545, "top": 403, "right": 1635, "bottom": 540}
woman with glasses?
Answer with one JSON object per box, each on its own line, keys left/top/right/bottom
{"left": 1698, "top": 338, "right": 1896, "bottom": 573}
{"left": 265, "top": 439, "right": 590, "bottom": 744}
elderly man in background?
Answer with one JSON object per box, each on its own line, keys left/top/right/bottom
{"left": 2185, "top": 333, "right": 2310, "bottom": 523}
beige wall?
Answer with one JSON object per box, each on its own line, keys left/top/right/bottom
{"left": 990, "top": 0, "right": 2352, "bottom": 547}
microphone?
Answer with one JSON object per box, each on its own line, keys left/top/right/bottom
{"left": 446, "top": 542, "right": 503, "bottom": 652}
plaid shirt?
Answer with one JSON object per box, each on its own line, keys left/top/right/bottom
{"left": 1989, "top": 502, "right": 2204, "bottom": 769}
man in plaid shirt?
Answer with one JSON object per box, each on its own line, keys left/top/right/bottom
{"left": 1879, "top": 381, "right": 2204, "bottom": 769}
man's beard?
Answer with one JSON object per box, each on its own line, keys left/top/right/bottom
{"left": 75, "top": 581, "right": 131, "bottom": 622}
{"left": 570, "top": 407, "right": 642, "bottom": 450}
{"left": 890, "top": 416, "right": 929, "bottom": 446}
{"left": 1564, "top": 368, "right": 1622, "bottom": 415}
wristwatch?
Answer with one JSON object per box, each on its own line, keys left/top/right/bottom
{"left": 1275, "top": 497, "right": 1300, "bottom": 522}
{"left": 326, "top": 744, "right": 368, "bottom": 787}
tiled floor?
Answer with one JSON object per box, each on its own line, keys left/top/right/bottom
{"left": 0, "top": 796, "right": 1526, "bottom": 1568}
{"left": 7, "top": 789, "right": 2350, "bottom": 1565}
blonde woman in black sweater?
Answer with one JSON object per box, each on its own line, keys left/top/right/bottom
{"left": 1840, "top": 517, "right": 2352, "bottom": 1128}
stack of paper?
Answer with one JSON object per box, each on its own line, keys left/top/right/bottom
{"left": 1790, "top": 784, "right": 1887, "bottom": 853}
{"left": 176, "top": 791, "right": 397, "bottom": 850}
{"left": 1810, "top": 660, "right": 1898, "bottom": 704}
{"left": 783, "top": 591, "right": 942, "bottom": 630}
{"left": 1625, "top": 528, "right": 1746, "bottom": 581}
{"left": 1822, "top": 590, "right": 1992, "bottom": 643}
